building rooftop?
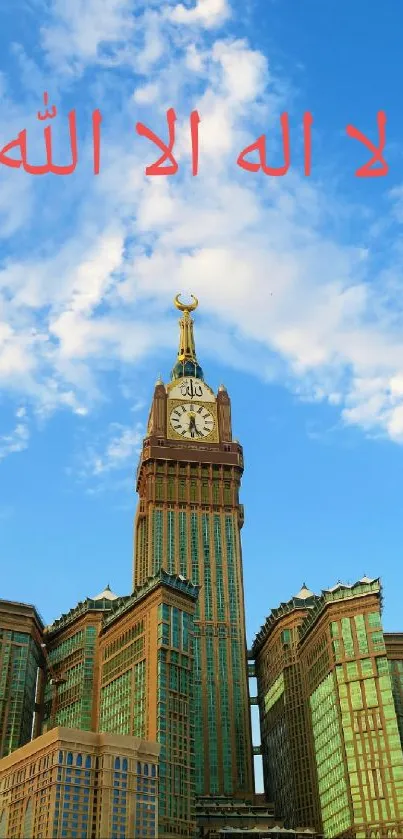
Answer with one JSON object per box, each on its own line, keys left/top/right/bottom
{"left": 92, "top": 585, "right": 119, "bottom": 601}
{"left": 299, "top": 576, "right": 381, "bottom": 640}
{"left": 293, "top": 583, "right": 315, "bottom": 600}
{"left": 102, "top": 569, "right": 201, "bottom": 630}
{"left": 0, "top": 598, "right": 45, "bottom": 630}
{"left": 251, "top": 585, "right": 318, "bottom": 657}
{"left": 252, "top": 576, "right": 381, "bottom": 657}
{"left": 44, "top": 593, "right": 129, "bottom": 636}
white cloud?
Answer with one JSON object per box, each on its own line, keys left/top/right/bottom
{"left": 0, "top": 408, "right": 30, "bottom": 461}
{"left": 40, "top": 0, "right": 134, "bottom": 74}
{"left": 170, "top": 0, "right": 230, "bottom": 29}
{"left": 133, "top": 82, "right": 160, "bottom": 105}
{"left": 2, "top": 0, "right": 403, "bottom": 450}
{"left": 75, "top": 421, "right": 144, "bottom": 488}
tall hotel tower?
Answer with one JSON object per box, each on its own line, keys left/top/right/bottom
{"left": 133, "top": 294, "right": 254, "bottom": 800}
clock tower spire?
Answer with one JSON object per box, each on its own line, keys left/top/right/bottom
{"left": 171, "top": 293, "right": 204, "bottom": 381}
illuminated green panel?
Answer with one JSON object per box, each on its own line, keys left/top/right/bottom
{"left": 193, "top": 634, "right": 204, "bottom": 792}
{"left": 377, "top": 668, "right": 403, "bottom": 817}
{"left": 337, "top": 655, "right": 403, "bottom": 824}
{"left": 310, "top": 672, "right": 350, "bottom": 838}
{"left": 207, "top": 636, "right": 218, "bottom": 793}
{"left": 231, "top": 634, "right": 247, "bottom": 790}
{"left": 0, "top": 630, "right": 41, "bottom": 756}
{"left": 167, "top": 510, "right": 175, "bottom": 575}
{"left": 99, "top": 670, "right": 131, "bottom": 734}
{"left": 264, "top": 673, "right": 284, "bottom": 714}
{"left": 389, "top": 659, "right": 403, "bottom": 749}
{"left": 341, "top": 617, "right": 354, "bottom": 657}
{"left": 179, "top": 511, "right": 187, "bottom": 576}
{"left": 225, "top": 516, "right": 239, "bottom": 622}
{"left": 137, "top": 516, "right": 146, "bottom": 578}
{"left": 214, "top": 515, "right": 225, "bottom": 621}
{"left": 133, "top": 659, "right": 146, "bottom": 738}
{"left": 354, "top": 614, "right": 369, "bottom": 654}
{"left": 368, "top": 611, "right": 382, "bottom": 628}
{"left": 49, "top": 630, "right": 83, "bottom": 663}
{"left": 157, "top": 603, "right": 195, "bottom": 835}
{"left": 219, "top": 637, "right": 233, "bottom": 794}
{"left": 43, "top": 626, "right": 97, "bottom": 733}
{"left": 152, "top": 509, "right": 163, "bottom": 574}
{"left": 202, "top": 514, "right": 213, "bottom": 621}
{"left": 190, "top": 513, "right": 200, "bottom": 621}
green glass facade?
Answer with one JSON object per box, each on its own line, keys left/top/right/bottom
{"left": 0, "top": 628, "right": 42, "bottom": 757}
{"left": 310, "top": 672, "right": 350, "bottom": 837}
{"left": 305, "top": 585, "right": 403, "bottom": 838}
{"left": 389, "top": 659, "right": 403, "bottom": 750}
{"left": 254, "top": 579, "right": 403, "bottom": 837}
{"left": 98, "top": 572, "right": 199, "bottom": 838}
{"left": 135, "top": 471, "right": 253, "bottom": 799}
{"left": 99, "top": 618, "right": 145, "bottom": 737}
{"left": 42, "top": 625, "right": 97, "bottom": 732}
{"left": 157, "top": 602, "right": 195, "bottom": 834}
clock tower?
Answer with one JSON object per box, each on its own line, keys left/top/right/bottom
{"left": 133, "top": 295, "right": 254, "bottom": 799}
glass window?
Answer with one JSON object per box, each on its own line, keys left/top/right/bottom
{"left": 281, "top": 629, "right": 291, "bottom": 645}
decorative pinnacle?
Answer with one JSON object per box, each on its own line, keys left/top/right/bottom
{"left": 175, "top": 294, "right": 198, "bottom": 363}
{"left": 174, "top": 293, "right": 199, "bottom": 313}
{"left": 171, "top": 293, "right": 204, "bottom": 380}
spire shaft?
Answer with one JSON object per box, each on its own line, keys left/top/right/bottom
{"left": 171, "top": 294, "right": 204, "bottom": 381}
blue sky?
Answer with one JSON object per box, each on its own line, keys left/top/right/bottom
{"left": 2, "top": 0, "right": 403, "bottom": 789}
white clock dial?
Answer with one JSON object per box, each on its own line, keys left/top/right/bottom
{"left": 169, "top": 403, "right": 215, "bottom": 439}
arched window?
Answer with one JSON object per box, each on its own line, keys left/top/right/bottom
{"left": 67, "top": 753, "right": 73, "bottom": 766}
{"left": 151, "top": 765, "right": 156, "bottom": 777}
{"left": 114, "top": 758, "right": 120, "bottom": 770}
{"left": 85, "top": 756, "right": 91, "bottom": 769}
{"left": 144, "top": 764, "right": 149, "bottom": 776}
{"left": 122, "top": 759, "right": 128, "bottom": 772}
{"left": 76, "top": 754, "right": 82, "bottom": 767}
{"left": 137, "top": 762, "right": 141, "bottom": 774}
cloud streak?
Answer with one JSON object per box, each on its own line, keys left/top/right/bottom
{"left": 1, "top": 0, "right": 403, "bottom": 452}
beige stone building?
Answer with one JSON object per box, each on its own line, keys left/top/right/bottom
{"left": 0, "top": 727, "right": 159, "bottom": 839}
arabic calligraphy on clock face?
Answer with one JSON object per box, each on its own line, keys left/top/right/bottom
{"left": 169, "top": 403, "right": 215, "bottom": 439}
{"left": 168, "top": 377, "right": 215, "bottom": 403}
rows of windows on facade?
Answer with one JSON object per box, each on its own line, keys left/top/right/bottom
{"left": 1, "top": 296, "right": 403, "bottom": 839}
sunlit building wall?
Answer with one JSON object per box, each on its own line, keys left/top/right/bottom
{"left": 0, "top": 727, "right": 159, "bottom": 839}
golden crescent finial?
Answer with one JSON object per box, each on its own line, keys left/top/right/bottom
{"left": 174, "top": 293, "right": 198, "bottom": 313}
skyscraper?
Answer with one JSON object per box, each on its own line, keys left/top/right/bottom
{"left": 41, "top": 587, "right": 124, "bottom": 735}
{"left": 253, "top": 577, "right": 403, "bottom": 838}
{"left": 39, "top": 571, "right": 199, "bottom": 839}
{"left": 251, "top": 584, "right": 319, "bottom": 830}
{"left": 98, "top": 570, "right": 199, "bottom": 838}
{"left": 0, "top": 601, "right": 44, "bottom": 758}
{"left": 133, "top": 294, "right": 254, "bottom": 799}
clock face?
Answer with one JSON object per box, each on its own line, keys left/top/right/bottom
{"left": 169, "top": 403, "right": 215, "bottom": 439}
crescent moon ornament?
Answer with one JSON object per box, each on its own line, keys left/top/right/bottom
{"left": 174, "top": 293, "right": 198, "bottom": 313}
